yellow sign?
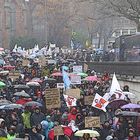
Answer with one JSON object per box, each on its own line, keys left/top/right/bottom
{"left": 85, "top": 117, "right": 100, "bottom": 128}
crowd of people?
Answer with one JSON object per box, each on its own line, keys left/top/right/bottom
{"left": 0, "top": 51, "right": 139, "bottom": 140}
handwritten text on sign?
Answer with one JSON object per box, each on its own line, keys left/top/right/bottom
{"left": 54, "top": 126, "right": 64, "bottom": 136}
{"left": 45, "top": 88, "right": 61, "bottom": 109}
{"left": 85, "top": 117, "right": 100, "bottom": 128}
{"left": 84, "top": 95, "right": 94, "bottom": 105}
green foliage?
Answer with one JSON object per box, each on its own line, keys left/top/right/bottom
{"left": 10, "top": 36, "right": 39, "bottom": 49}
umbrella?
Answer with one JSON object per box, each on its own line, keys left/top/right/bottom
{"left": 0, "top": 100, "right": 12, "bottom": 105}
{"left": 14, "top": 84, "right": 29, "bottom": 89}
{"left": 24, "top": 101, "right": 42, "bottom": 107}
{"left": 121, "top": 103, "right": 140, "bottom": 109}
{"left": 14, "top": 91, "right": 30, "bottom": 98}
{"left": 3, "top": 65, "right": 15, "bottom": 70}
{"left": 16, "top": 98, "right": 32, "bottom": 105}
{"left": 26, "top": 81, "right": 40, "bottom": 87}
{"left": 48, "top": 126, "right": 73, "bottom": 140}
{"left": 76, "top": 72, "right": 88, "bottom": 77}
{"left": 116, "top": 111, "right": 140, "bottom": 117}
{"left": 0, "top": 71, "right": 9, "bottom": 75}
{"left": 0, "top": 59, "right": 5, "bottom": 65}
{"left": 45, "top": 78, "right": 56, "bottom": 83}
{"left": 107, "top": 99, "right": 128, "bottom": 110}
{"left": 0, "top": 81, "right": 6, "bottom": 88}
{"left": 0, "top": 104, "right": 23, "bottom": 110}
{"left": 74, "top": 129, "right": 100, "bottom": 138}
{"left": 31, "top": 78, "right": 43, "bottom": 83}
{"left": 51, "top": 72, "right": 62, "bottom": 77}
{"left": 83, "top": 76, "right": 98, "bottom": 82}
{"left": 123, "top": 92, "right": 136, "bottom": 99}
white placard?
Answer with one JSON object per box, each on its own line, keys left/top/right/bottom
{"left": 71, "top": 75, "right": 81, "bottom": 85}
{"left": 73, "top": 65, "right": 82, "bottom": 73}
{"left": 48, "top": 60, "right": 56, "bottom": 64}
{"left": 57, "top": 83, "right": 64, "bottom": 89}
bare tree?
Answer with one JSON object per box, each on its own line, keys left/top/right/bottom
{"left": 91, "top": 0, "right": 140, "bottom": 31}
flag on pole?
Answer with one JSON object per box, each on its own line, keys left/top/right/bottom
{"left": 103, "top": 73, "right": 125, "bottom": 101}
{"left": 92, "top": 93, "right": 109, "bottom": 112}
{"left": 62, "top": 66, "right": 71, "bottom": 89}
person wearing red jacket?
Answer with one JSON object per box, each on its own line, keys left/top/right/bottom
{"left": 68, "top": 107, "right": 77, "bottom": 122}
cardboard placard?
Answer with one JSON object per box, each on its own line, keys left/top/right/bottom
{"left": 9, "top": 72, "right": 20, "bottom": 81}
{"left": 54, "top": 126, "right": 64, "bottom": 136}
{"left": 57, "top": 83, "right": 64, "bottom": 89}
{"left": 71, "top": 75, "right": 81, "bottom": 85}
{"left": 66, "top": 88, "right": 80, "bottom": 99}
{"left": 73, "top": 65, "right": 82, "bottom": 73}
{"left": 84, "top": 95, "right": 94, "bottom": 105}
{"left": 45, "top": 88, "right": 61, "bottom": 109}
{"left": 22, "top": 59, "right": 29, "bottom": 66}
{"left": 39, "top": 57, "right": 46, "bottom": 66}
{"left": 85, "top": 117, "right": 100, "bottom": 128}
{"left": 84, "top": 63, "right": 88, "bottom": 72}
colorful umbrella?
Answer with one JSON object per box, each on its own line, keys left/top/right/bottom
{"left": 31, "top": 78, "right": 43, "bottom": 83}
{"left": 51, "top": 72, "right": 62, "bottom": 77}
{"left": 76, "top": 72, "right": 88, "bottom": 77}
{"left": 121, "top": 103, "right": 140, "bottom": 109}
{"left": 83, "top": 76, "right": 98, "bottom": 82}
{"left": 16, "top": 98, "right": 32, "bottom": 105}
{"left": 0, "top": 81, "right": 6, "bottom": 88}
{"left": 107, "top": 99, "right": 128, "bottom": 110}
{"left": 26, "top": 81, "right": 40, "bottom": 87}
{"left": 74, "top": 129, "right": 100, "bottom": 138}
{"left": 3, "top": 65, "right": 15, "bottom": 70}
{"left": 24, "top": 101, "right": 42, "bottom": 107}
{"left": 48, "top": 126, "right": 73, "bottom": 140}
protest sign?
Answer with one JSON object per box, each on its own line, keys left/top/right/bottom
{"left": 9, "top": 72, "right": 20, "bottom": 81}
{"left": 84, "top": 63, "right": 88, "bottom": 72}
{"left": 85, "top": 117, "right": 100, "bottom": 128}
{"left": 48, "top": 59, "right": 56, "bottom": 64}
{"left": 22, "top": 59, "right": 29, "bottom": 66}
{"left": 54, "top": 126, "right": 64, "bottom": 136}
{"left": 66, "top": 88, "right": 80, "bottom": 99}
{"left": 57, "top": 83, "right": 64, "bottom": 89}
{"left": 45, "top": 88, "right": 61, "bottom": 109}
{"left": 71, "top": 75, "right": 81, "bottom": 85}
{"left": 73, "top": 65, "right": 82, "bottom": 73}
{"left": 38, "top": 57, "right": 46, "bottom": 66}
{"left": 84, "top": 95, "right": 94, "bottom": 105}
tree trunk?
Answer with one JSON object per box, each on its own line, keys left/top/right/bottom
{"left": 137, "top": 22, "right": 140, "bottom": 32}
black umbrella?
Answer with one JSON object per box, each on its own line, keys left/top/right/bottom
{"left": 0, "top": 104, "right": 23, "bottom": 110}
{"left": 0, "top": 100, "right": 12, "bottom": 106}
{"left": 45, "top": 78, "right": 56, "bottom": 83}
{"left": 116, "top": 111, "right": 140, "bottom": 117}
{"left": 14, "top": 90, "right": 30, "bottom": 98}
{"left": 14, "top": 84, "right": 30, "bottom": 89}
{"left": 24, "top": 101, "right": 42, "bottom": 107}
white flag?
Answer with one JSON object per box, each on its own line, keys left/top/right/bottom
{"left": 92, "top": 93, "right": 109, "bottom": 112}
{"left": 64, "top": 95, "right": 77, "bottom": 107}
{"left": 104, "top": 73, "right": 125, "bottom": 100}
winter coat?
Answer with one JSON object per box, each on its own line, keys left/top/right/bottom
{"left": 22, "top": 112, "right": 31, "bottom": 129}
{"left": 30, "top": 112, "right": 45, "bottom": 127}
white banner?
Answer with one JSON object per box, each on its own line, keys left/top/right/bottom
{"left": 73, "top": 65, "right": 82, "bottom": 73}
{"left": 71, "top": 75, "right": 81, "bottom": 85}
